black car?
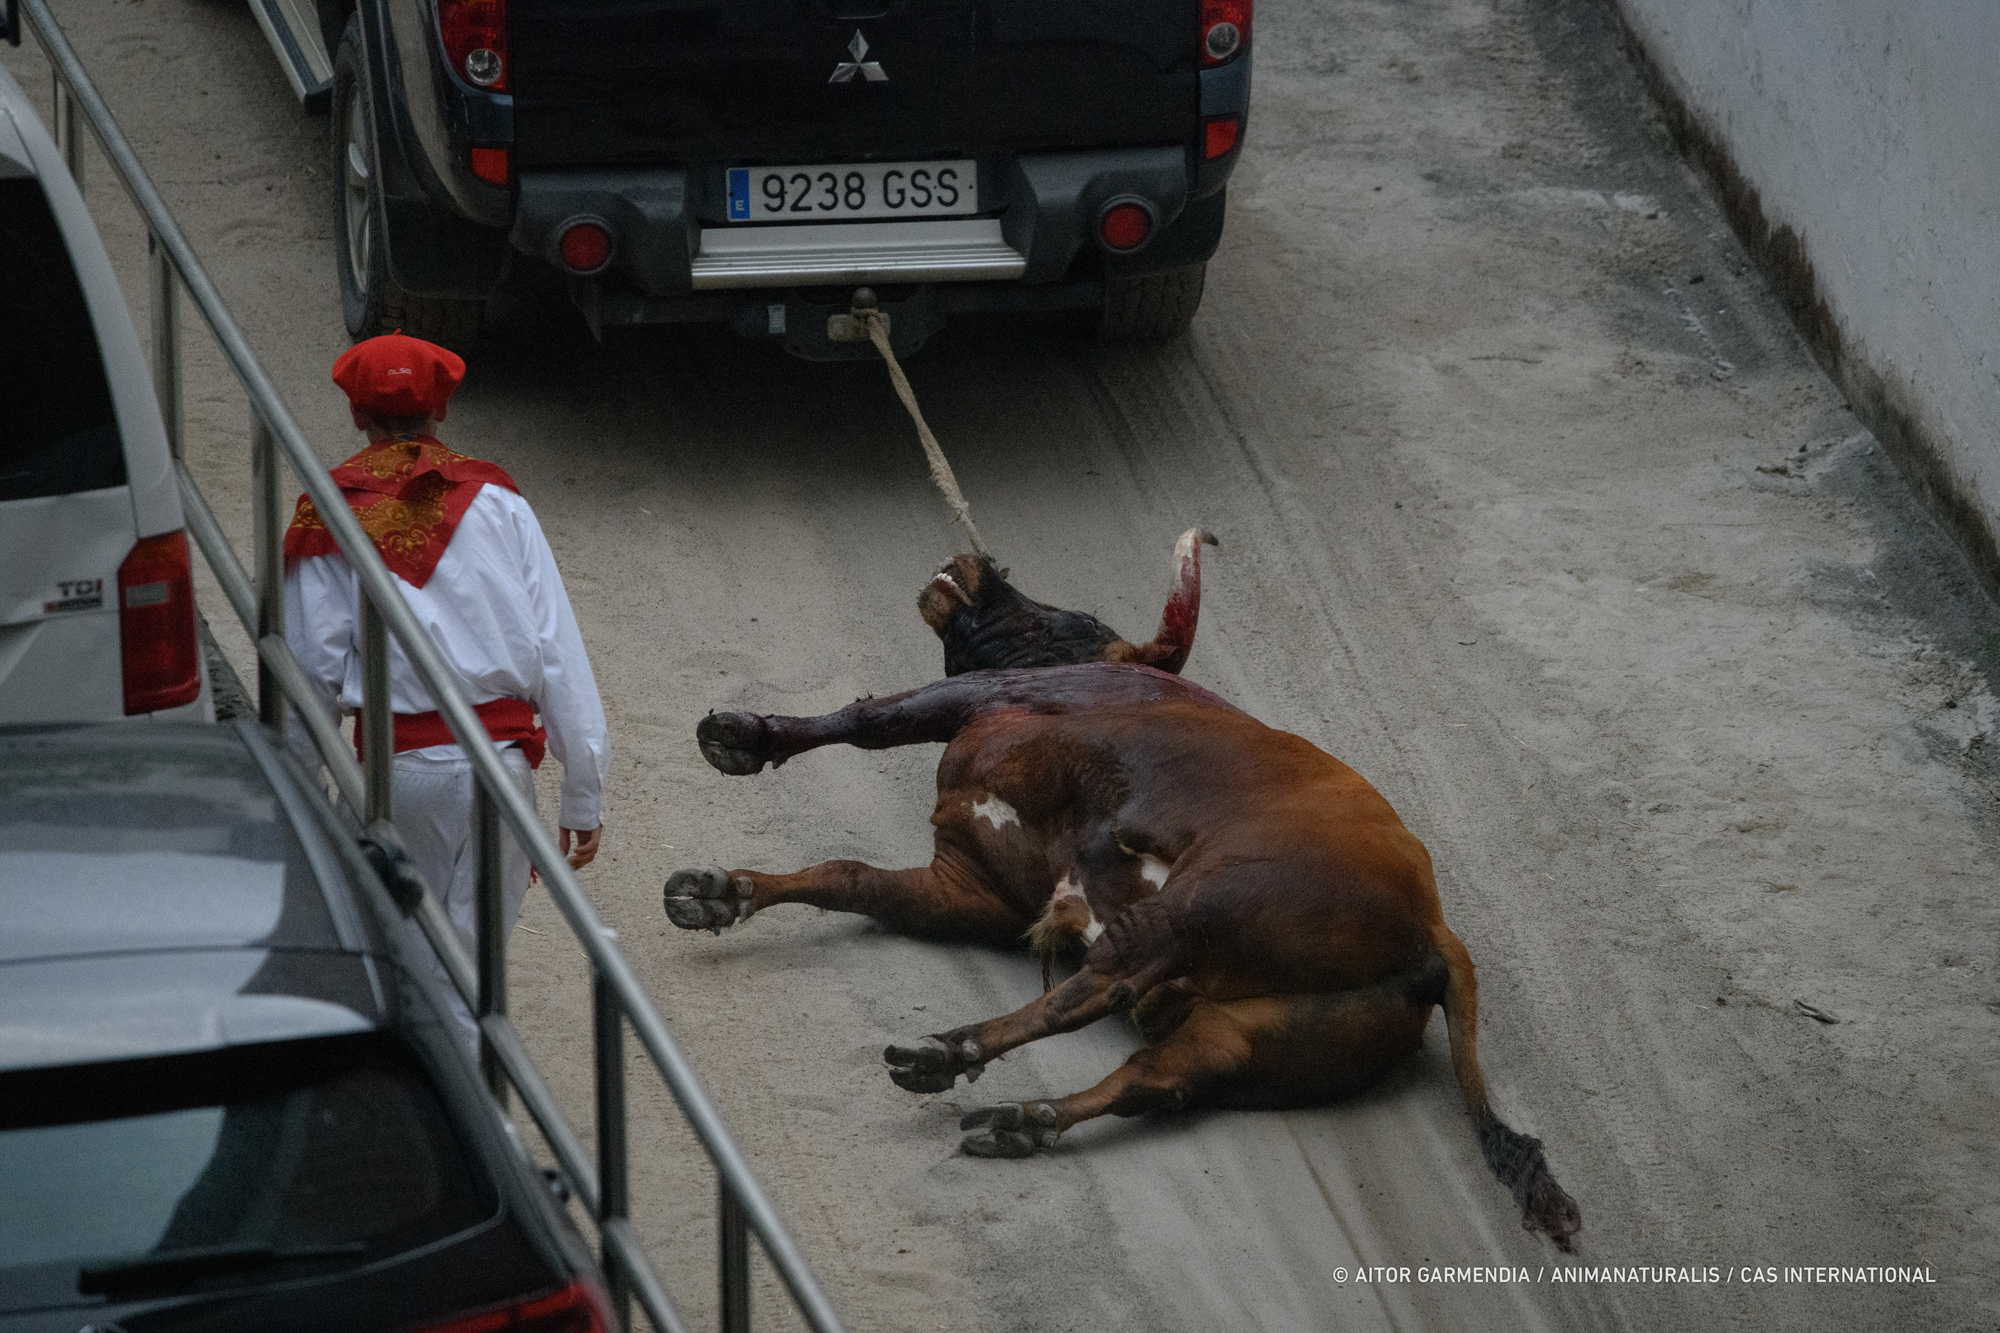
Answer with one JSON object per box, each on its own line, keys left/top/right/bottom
{"left": 0, "top": 722, "right": 610, "bottom": 1333}
{"left": 255, "top": 0, "right": 1253, "bottom": 357}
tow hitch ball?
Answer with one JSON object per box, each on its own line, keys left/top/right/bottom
{"left": 828, "top": 286, "right": 889, "bottom": 342}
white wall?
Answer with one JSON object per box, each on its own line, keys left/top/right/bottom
{"left": 1617, "top": 0, "right": 2000, "bottom": 552}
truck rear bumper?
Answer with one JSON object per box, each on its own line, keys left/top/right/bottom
{"left": 510, "top": 144, "right": 1219, "bottom": 301}
{"left": 568, "top": 186, "right": 1225, "bottom": 361}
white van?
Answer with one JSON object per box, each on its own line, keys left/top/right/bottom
{"left": 0, "top": 63, "right": 210, "bottom": 723}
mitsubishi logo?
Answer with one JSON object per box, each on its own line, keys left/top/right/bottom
{"left": 828, "top": 30, "right": 887, "bottom": 83}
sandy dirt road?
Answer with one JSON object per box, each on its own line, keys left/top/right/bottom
{"left": 10, "top": 0, "right": 1997, "bottom": 1328}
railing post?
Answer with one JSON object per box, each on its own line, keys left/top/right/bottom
{"left": 477, "top": 780, "right": 509, "bottom": 1105}
{"left": 51, "top": 70, "right": 80, "bottom": 190}
{"left": 148, "top": 235, "right": 181, "bottom": 459}
{"left": 251, "top": 415, "right": 286, "bottom": 732}
{"left": 720, "top": 1181, "right": 750, "bottom": 1333}
{"left": 359, "top": 595, "right": 393, "bottom": 824}
{"left": 594, "top": 961, "right": 632, "bottom": 1331}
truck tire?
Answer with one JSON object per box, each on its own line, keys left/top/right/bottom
{"left": 330, "top": 16, "right": 484, "bottom": 351}
{"left": 1097, "top": 263, "right": 1206, "bottom": 343}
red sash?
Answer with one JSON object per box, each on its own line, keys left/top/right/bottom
{"left": 284, "top": 436, "right": 520, "bottom": 589}
{"left": 354, "top": 697, "right": 547, "bottom": 769}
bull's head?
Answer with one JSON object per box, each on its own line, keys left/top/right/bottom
{"left": 920, "top": 527, "right": 1218, "bottom": 676}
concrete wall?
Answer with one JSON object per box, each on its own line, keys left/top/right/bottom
{"left": 1614, "top": 0, "right": 2000, "bottom": 584}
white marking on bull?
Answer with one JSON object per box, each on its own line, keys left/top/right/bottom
{"left": 1054, "top": 873, "right": 1104, "bottom": 945}
{"left": 972, "top": 794, "right": 1020, "bottom": 829}
{"left": 1139, "top": 854, "right": 1171, "bottom": 890}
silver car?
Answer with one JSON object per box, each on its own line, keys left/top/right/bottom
{"left": 0, "top": 62, "right": 210, "bottom": 723}
{"left": 0, "top": 721, "right": 613, "bottom": 1332}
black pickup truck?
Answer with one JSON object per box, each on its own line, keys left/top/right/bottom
{"left": 251, "top": 0, "right": 1251, "bottom": 358}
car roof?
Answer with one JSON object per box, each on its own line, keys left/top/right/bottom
{"left": 0, "top": 722, "right": 392, "bottom": 1069}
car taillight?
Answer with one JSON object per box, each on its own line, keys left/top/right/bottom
{"left": 404, "top": 1278, "right": 612, "bottom": 1333}
{"left": 1098, "top": 200, "right": 1154, "bottom": 252}
{"left": 439, "top": 0, "right": 508, "bottom": 91}
{"left": 1200, "top": 0, "right": 1250, "bottom": 67}
{"left": 556, "top": 218, "right": 614, "bottom": 274}
{"left": 1203, "top": 115, "right": 1241, "bottom": 160}
{"left": 118, "top": 530, "right": 200, "bottom": 715}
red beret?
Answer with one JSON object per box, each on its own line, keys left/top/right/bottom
{"left": 331, "top": 332, "right": 465, "bottom": 417}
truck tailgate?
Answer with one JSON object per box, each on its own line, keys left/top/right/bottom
{"left": 510, "top": 0, "right": 1200, "bottom": 169}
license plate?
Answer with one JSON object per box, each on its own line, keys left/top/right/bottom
{"left": 726, "top": 160, "right": 977, "bottom": 223}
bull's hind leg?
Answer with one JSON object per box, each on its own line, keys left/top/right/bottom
{"left": 957, "top": 987, "right": 1435, "bottom": 1156}
{"left": 664, "top": 857, "right": 1030, "bottom": 944}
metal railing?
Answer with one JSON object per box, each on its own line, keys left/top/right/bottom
{"left": 13, "top": 6, "right": 847, "bottom": 1332}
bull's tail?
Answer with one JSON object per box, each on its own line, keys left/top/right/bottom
{"left": 1127, "top": 527, "right": 1218, "bottom": 674}
{"left": 1436, "top": 928, "right": 1583, "bottom": 1252}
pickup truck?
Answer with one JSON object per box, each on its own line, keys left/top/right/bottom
{"left": 250, "top": 0, "right": 1251, "bottom": 358}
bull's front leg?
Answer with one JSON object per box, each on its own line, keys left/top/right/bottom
{"left": 695, "top": 675, "right": 1000, "bottom": 775}
{"left": 884, "top": 902, "right": 1189, "bottom": 1092}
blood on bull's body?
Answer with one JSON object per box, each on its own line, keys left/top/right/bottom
{"left": 665, "top": 533, "right": 1582, "bottom": 1251}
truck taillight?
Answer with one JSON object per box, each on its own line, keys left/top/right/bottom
{"left": 118, "top": 530, "right": 200, "bottom": 715}
{"left": 440, "top": 0, "right": 509, "bottom": 91}
{"left": 1203, "top": 115, "right": 1240, "bottom": 160}
{"left": 472, "top": 146, "right": 511, "bottom": 185}
{"left": 404, "top": 1279, "right": 612, "bottom": 1333}
{"left": 1098, "top": 200, "right": 1154, "bottom": 252}
{"left": 1200, "top": 0, "right": 1250, "bottom": 67}
{"left": 557, "top": 218, "right": 614, "bottom": 273}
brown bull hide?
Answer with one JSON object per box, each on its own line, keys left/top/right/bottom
{"left": 667, "top": 664, "right": 1582, "bottom": 1252}
{"left": 921, "top": 527, "right": 1216, "bottom": 675}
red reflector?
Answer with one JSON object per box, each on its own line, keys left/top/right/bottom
{"left": 405, "top": 1279, "right": 611, "bottom": 1333}
{"left": 439, "top": 0, "right": 510, "bottom": 91}
{"left": 118, "top": 530, "right": 200, "bottom": 715}
{"left": 1099, "top": 202, "right": 1152, "bottom": 252}
{"left": 558, "top": 221, "right": 613, "bottom": 273}
{"left": 1199, "top": 0, "right": 1251, "bottom": 67}
{"left": 471, "top": 146, "right": 511, "bottom": 186}
{"left": 1203, "top": 116, "right": 1241, "bottom": 161}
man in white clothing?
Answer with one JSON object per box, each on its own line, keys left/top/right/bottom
{"left": 284, "top": 332, "right": 609, "bottom": 1046}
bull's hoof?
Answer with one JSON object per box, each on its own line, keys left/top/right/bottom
{"left": 663, "top": 867, "right": 754, "bottom": 934}
{"left": 884, "top": 1035, "right": 984, "bottom": 1093}
{"left": 697, "top": 711, "right": 772, "bottom": 776}
{"left": 959, "top": 1102, "right": 1060, "bottom": 1157}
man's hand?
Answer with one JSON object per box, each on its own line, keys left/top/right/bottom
{"left": 561, "top": 825, "right": 603, "bottom": 870}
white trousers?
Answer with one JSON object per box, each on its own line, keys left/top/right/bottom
{"left": 393, "top": 746, "right": 538, "bottom": 1051}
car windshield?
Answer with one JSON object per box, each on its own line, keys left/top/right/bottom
{"left": 0, "top": 176, "right": 125, "bottom": 503}
{"left": 0, "top": 1034, "right": 495, "bottom": 1311}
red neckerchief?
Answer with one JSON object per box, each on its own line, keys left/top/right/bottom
{"left": 283, "top": 435, "right": 520, "bottom": 589}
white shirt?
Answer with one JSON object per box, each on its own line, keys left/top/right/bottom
{"left": 284, "top": 483, "right": 609, "bottom": 830}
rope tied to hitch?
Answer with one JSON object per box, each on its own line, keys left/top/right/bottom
{"left": 852, "top": 288, "right": 989, "bottom": 558}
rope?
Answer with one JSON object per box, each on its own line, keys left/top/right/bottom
{"left": 861, "top": 310, "right": 988, "bottom": 558}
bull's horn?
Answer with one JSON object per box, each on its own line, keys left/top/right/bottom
{"left": 1138, "top": 526, "right": 1215, "bottom": 675}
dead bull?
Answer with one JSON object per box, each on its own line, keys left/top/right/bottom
{"left": 666, "top": 609, "right": 1582, "bottom": 1251}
